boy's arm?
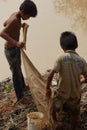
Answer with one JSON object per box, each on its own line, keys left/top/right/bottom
{"left": 21, "top": 23, "right": 29, "bottom": 49}
{"left": 80, "top": 76, "right": 87, "bottom": 84}
{"left": 80, "top": 62, "right": 87, "bottom": 84}
{"left": 46, "top": 70, "right": 55, "bottom": 99}
{"left": 0, "top": 20, "right": 24, "bottom": 48}
{"left": 0, "top": 29, "right": 19, "bottom": 47}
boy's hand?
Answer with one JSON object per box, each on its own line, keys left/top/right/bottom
{"left": 22, "top": 23, "right": 29, "bottom": 49}
{"left": 46, "top": 87, "right": 52, "bottom": 99}
{"left": 22, "top": 23, "right": 29, "bottom": 30}
{"left": 16, "top": 41, "right": 25, "bottom": 48}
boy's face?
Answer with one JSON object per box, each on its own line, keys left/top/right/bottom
{"left": 21, "top": 11, "right": 30, "bottom": 20}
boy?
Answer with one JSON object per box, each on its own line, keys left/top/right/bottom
{"left": 0, "top": 0, "right": 37, "bottom": 104}
{"left": 46, "top": 31, "right": 87, "bottom": 130}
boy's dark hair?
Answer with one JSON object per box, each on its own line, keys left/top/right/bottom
{"left": 60, "top": 31, "right": 78, "bottom": 50}
{"left": 19, "top": 0, "right": 37, "bottom": 17}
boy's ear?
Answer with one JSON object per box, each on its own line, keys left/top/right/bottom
{"left": 3, "top": 21, "right": 7, "bottom": 27}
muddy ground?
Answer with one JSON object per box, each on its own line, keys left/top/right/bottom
{"left": 0, "top": 75, "right": 87, "bottom": 130}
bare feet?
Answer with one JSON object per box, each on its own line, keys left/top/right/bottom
{"left": 24, "top": 84, "right": 29, "bottom": 91}
{"left": 15, "top": 97, "right": 32, "bottom": 105}
{"left": 21, "top": 97, "right": 32, "bottom": 104}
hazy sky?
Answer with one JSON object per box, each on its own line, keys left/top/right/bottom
{"left": 0, "top": 0, "right": 87, "bottom": 80}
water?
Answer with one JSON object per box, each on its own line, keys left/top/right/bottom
{"left": 0, "top": 0, "right": 87, "bottom": 81}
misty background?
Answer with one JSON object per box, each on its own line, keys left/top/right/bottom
{"left": 0, "top": 0, "right": 87, "bottom": 80}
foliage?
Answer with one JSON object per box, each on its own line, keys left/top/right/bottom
{"left": 53, "top": 0, "right": 87, "bottom": 30}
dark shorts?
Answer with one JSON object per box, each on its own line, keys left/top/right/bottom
{"left": 63, "top": 99, "right": 80, "bottom": 116}
{"left": 50, "top": 95, "right": 80, "bottom": 116}
{"left": 48, "top": 95, "right": 80, "bottom": 129}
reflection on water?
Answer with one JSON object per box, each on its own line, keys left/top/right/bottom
{"left": 53, "top": 0, "right": 87, "bottom": 30}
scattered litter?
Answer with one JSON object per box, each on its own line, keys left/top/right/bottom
{"left": 0, "top": 73, "right": 87, "bottom": 130}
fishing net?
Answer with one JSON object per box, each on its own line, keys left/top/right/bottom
{"left": 21, "top": 49, "right": 49, "bottom": 123}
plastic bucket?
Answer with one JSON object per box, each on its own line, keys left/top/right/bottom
{"left": 27, "top": 112, "right": 44, "bottom": 130}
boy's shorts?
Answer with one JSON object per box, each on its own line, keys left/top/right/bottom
{"left": 50, "top": 95, "right": 80, "bottom": 117}
{"left": 63, "top": 98, "right": 80, "bottom": 116}
{"left": 49, "top": 95, "right": 80, "bottom": 129}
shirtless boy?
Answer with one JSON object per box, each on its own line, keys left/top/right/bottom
{"left": 0, "top": 0, "right": 37, "bottom": 104}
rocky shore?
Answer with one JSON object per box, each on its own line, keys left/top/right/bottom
{"left": 0, "top": 73, "right": 87, "bottom": 130}
{"left": 0, "top": 77, "right": 37, "bottom": 130}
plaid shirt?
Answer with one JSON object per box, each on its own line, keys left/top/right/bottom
{"left": 53, "top": 50, "right": 87, "bottom": 101}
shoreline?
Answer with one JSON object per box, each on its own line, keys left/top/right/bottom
{"left": 0, "top": 73, "right": 87, "bottom": 130}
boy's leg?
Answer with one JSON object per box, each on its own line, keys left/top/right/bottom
{"left": 63, "top": 98, "right": 80, "bottom": 130}
{"left": 70, "top": 114, "right": 80, "bottom": 130}
{"left": 49, "top": 97, "right": 63, "bottom": 130}
{"left": 4, "top": 47, "right": 30, "bottom": 103}
{"left": 5, "top": 47, "right": 25, "bottom": 100}
{"left": 70, "top": 100, "right": 80, "bottom": 130}
{"left": 12, "top": 53, "right": 31, "bottom": 104}
{"left": 12, "top": 65, "right": 24, "bottom": 100}
{"left": 9, "top": 55, "right": 31, "bottom": 104}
